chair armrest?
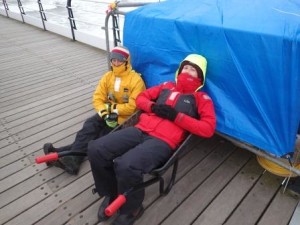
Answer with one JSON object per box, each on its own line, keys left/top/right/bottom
{"left": 111, "top": 110, "right": 142, "bottom": 132}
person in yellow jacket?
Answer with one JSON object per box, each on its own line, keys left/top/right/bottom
{"left": 43, "top": 46, "right": 146, "bottom": 175}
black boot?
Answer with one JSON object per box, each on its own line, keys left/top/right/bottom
{"left": 97, "top": 196, "right": 114, "bottom": 222}
{"left": 43, "top": 143, "right": 57, "bottom": 166}
{"left": 112, "top": 206, "right": 144, "bottom": 225}
{"left": 43, "top": 143, "right": 83, "bottom": 175}
{"left": 57, "top": 156, "right": 84, "bottom": 175}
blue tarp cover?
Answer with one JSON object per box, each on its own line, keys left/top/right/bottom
{"left": 123, "top": 0, "right": 300, "bottom": 157}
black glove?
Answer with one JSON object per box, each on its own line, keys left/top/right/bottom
{"left": 151, "top": 104, "right": 178, "bottom": 121}
{"left": 151, "top": 104, "right": 160, "bottom": 113}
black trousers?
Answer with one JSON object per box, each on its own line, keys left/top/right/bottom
{"left": 87, "top": 127, "right": 172, "bottom": 214}
{"left": 56, "top": 114, "right": 112, "bottom": 153}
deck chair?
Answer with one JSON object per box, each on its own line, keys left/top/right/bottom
{"left": 35, "top": 110, "right": 192, "bottom": 217}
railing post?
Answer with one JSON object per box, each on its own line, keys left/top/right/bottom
{"left": 105, "top": 11, "right": 112, "bottom": 70}
{"left": 17, "top": 0, "right": 25, "bottom": 23}
{"left": 104, "top": 1, "right": 150, "bottom": 68}
{"left": 66, "top": 0, "right": 77, "bottom": 41}
{"left": 37, "top": 0, "right": 47, "bottom": 31}
{"left": 2, "top": 0, "right": 9, "bottom": 17}
{"left": 112, "top": 13, "right": 121, "bottom": 47}
{"left": 104, "top": 2, "right": 122, "bottom": 69}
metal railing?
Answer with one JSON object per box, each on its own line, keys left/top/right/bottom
{"left": 0, "top": 0, "right": 159, "bottom": 65}
{"left": 67, "top": 0, "right": 76, "bottom": 40}
{"left": 37, "top": 0, "right": 47, "bottom": 30}
{"left": 104, "top": 1, "right": 152, "bottom": 68}
{"left": 16, "top": 0, "right": 25, "bottom": 22}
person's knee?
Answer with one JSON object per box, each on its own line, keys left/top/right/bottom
{"left": 88, "top": 138, "right": 114, "bottom": 163}
{"left": 114, "top": 157, "right": 140, "bottom": 179}
{"left": 87, "top": 139, "right": 103, "bottom": 161}
{"left": 83, "top": 114, "right": 100, "bottom": 127}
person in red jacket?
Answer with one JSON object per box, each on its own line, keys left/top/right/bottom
{"left": 87, "top": 54, "right": 216, "bottom": 225}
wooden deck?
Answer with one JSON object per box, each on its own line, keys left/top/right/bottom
{"left": 0, "top": 15, "right": 299, "bottom": 225}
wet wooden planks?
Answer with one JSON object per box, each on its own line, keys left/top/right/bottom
{"left": 0, "top": 15, "right": 299, "bottom": 225}
{"left": 0, "top": 15, "right": 106, "bottom": 225}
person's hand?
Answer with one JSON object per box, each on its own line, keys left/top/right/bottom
{"left": 151, "top": 104, "right": 178, "bottom": 121}
{"left": 151, "top": 104, "right": 159, "bottom": 113}
{"left": 104, "top": 102, "right": 111, "bottom": 112}
{"left": 105, "top": 113, "right": 118, "bottom": 128}
{"left": 98, "top": 102, "right": 113, "bottom": 121}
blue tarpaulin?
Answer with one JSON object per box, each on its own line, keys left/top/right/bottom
{"left": 123, "top": 0, "right": 300, "bottom": 157}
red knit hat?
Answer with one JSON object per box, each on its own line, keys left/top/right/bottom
{"left": 110, "top": 46, "right": 130, "bottom": 62}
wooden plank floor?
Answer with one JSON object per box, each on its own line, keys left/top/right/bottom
{"left": 0, "top": 15, "right": 299, "bottom": 225}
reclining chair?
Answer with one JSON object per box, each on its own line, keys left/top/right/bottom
{"left": 35, "top": 110, "right": 192, "bottom": 217}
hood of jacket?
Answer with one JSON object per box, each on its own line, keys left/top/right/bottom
{"left": 175, "top": 54, "right": 207, "bottom": 91}
{"left": 111, "top": 55, "right": 133, "bottom": 77}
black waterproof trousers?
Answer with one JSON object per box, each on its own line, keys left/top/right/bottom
{"left": 56, "top": 114, "right": 112, "bottom": 152}
{"left": 88, "top": 127, "right": 172, "bottom": 214}
{"left": 56, "top": 114, "right": 112, "bottom": 170}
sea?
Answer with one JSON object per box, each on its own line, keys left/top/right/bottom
{"left": 4, "top": 0, "right": 161, "bottom": 37}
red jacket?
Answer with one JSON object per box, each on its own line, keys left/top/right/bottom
{"left": 135, "top": 82, "right": 216, "bottom": 149}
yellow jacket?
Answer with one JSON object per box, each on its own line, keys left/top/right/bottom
{"left": 93, "top": 62, "right": 146, "bottom": 124}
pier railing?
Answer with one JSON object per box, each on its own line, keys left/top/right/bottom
{"left": 0, "top": 0, "right": 158, "bottom": 52}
